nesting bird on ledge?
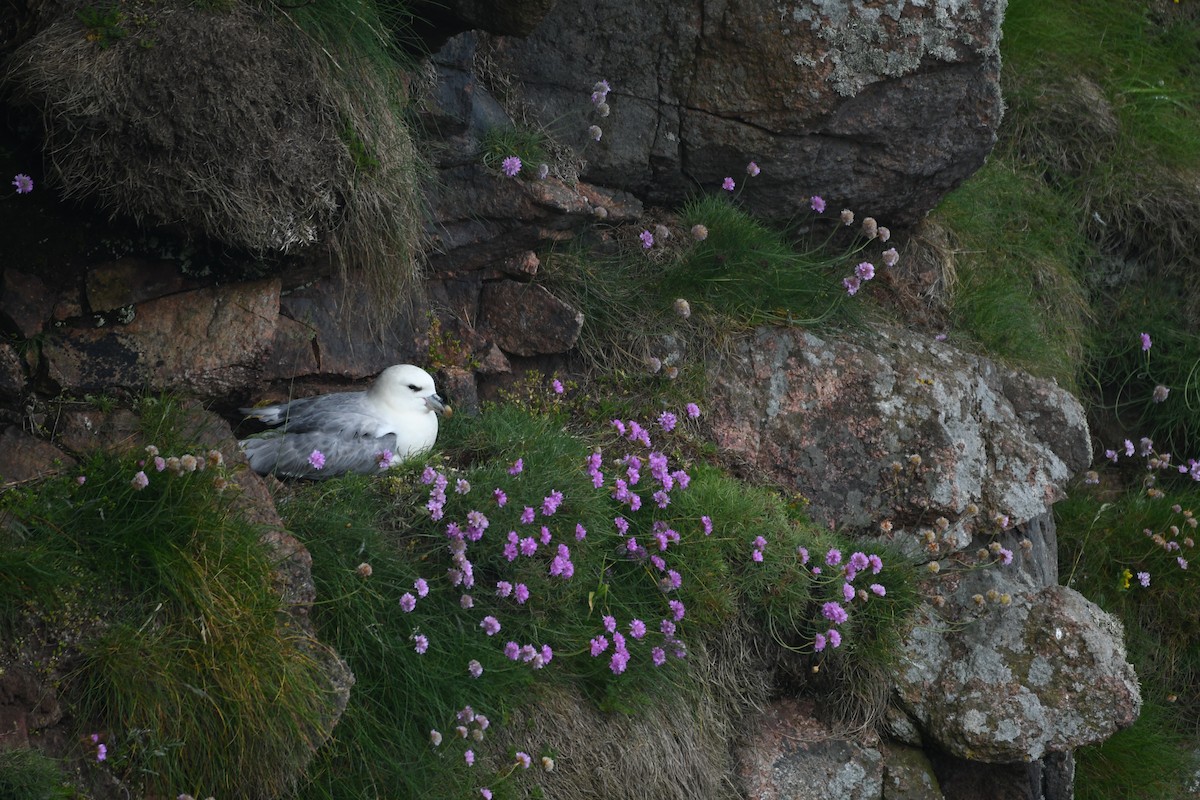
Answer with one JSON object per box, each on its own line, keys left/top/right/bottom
{"left": 239, "top": 364, "right": 449, "bottom": 478}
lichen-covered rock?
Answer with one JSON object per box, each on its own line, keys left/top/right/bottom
{"left": 707, "top": 325, "right": 1090, "bottom": 557}
{"left": 879, "top": 742, "right": 944, "bottom": 800}
{"left": 894, "top": 585, "right": 1140, "bottom": 762}
{"left": 736, "top": 697, "right": 883, "bottom": 800}
{"left": 487, "top": 0, "right": 1004, "bottom": 226}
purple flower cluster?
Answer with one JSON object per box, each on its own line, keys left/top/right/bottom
{"left": 803, "top": 547, "right": 888, "bottom": 652}
{"left": 1102, "top": 435, "right": 1200, "bottom": 483}
{"left": 504, "top": 640, "right": 554, "bottom": 669}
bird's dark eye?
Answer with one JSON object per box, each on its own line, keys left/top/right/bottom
{"left": 408, "top": 384, "right": 420, "bottom": 392}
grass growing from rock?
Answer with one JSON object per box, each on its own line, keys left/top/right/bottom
{"left": 929, "top": 160, "right": 1093, "bottom": 390}
{"left": 542, "top": 194, "right": 887, "bottom": 377}
{"left": 928, "top": 4, "right": 1200, "bottom": 793}
{"left": 0, "top": 401, "right": 336, "bottom": 799}
{"left": 284, "top": 398, "right": 919, "bottom": 799}
{"left": 0, "top": 748, "right": 73, "bottom": 800}
{"left": 1056, "top": 481, "right": 1200, "bottom": 798}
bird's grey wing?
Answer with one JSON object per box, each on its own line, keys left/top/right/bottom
{"left": 240, "top": 431, "right": 401, "bottom": 478}
{"left": 242, "top": 392, "right": 387, "bottom": 436}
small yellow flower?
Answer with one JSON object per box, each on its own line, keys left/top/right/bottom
{"left": 1119, "top": 568, "right": 1132, "bottom": 590}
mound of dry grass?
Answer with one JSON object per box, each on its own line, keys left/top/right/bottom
{"left": 6, "top": 0, "right": 424, "bottom": 322}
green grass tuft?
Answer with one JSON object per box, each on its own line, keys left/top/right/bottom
{"left": 0, "top": 748, "right": 73, "bottom": 800}
{"left": 1085, "top": 279, "right": 1200, "bottom": 457}
{"left": 0, "top": 401, "right": 335, "bottom": 798}
{"left": 930, "top": 158, "right": 1093, "bottom": 389}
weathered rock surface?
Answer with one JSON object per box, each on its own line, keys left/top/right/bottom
{"left": 479, "top": 279, "right": 584, "bottom": 356}
{"left": 736, "top": 697, "right": 884, "bottom": 800}
{"left": 895, "top": 585, "right": 1139, "bottom": 762}
{"left": 488, "top": 0, "right": 1004, "bottom": 226}
{"left": 707, "top": 325, "right": 1090, "bottom": 555}
{"left": 41, "top": 279, "right": 281, "bottom": 398}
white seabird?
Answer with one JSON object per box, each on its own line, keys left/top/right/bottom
{"left": 239, "top": 364, "right": 449, "bottom": 478}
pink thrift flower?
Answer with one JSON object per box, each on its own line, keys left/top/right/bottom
{"left": 509, "top": 458, "right": 524, "bottom": 475}
{"left": 810, "top": 195, "right": 826, "bottom": 213}
{"left": 813, "top": 633, "right": 827, "bottom": 652}
{"left": 825, "top": 548, "right": 842, "bottom": 567}
{"left": 493, "top": 487, "right": 507, "bottom": 506}
{"left": 308, "top": 450, "right": 326, "bottom": 470}
{"left": 552, "top": 378, "right": 564, "bottom": 394}
{"left": 400, "top": 593, "right": 416, "bottom": 612}
{"left": 131, "top": 471, "right": 149, "bottom": 490}
{"left": 842, "top": 583, "right": 855, "bottom": 602}
{"left": 870, "top": 583, "right": 886, "bottom": 596}
{"left": 843, "top": 276, "right": 862, "bottom": 296}
{"left": 701, "top": 515, "right": 713, "bottom": 535}
{"left": 651, "top": 646, "right": 667, "bottom": 666}
{"left": 468, "top": 659, "right": 483, "bottom": 678}
{"left": 746, "top": 161, "right": 760, "bottom": 176}
{"left": 465, "top": 749, "right": 475, "bottom": 766}
{"left": 722, "top": 177, "right": 735, "bottom": 191}
{"left": 828, "top": 629, "right": 842, "bottom": 648}
{"left": 751, "top": 549, "right": 764, "bottom": 562}
{"left": 1137, "top": 571, "right": 1150, "bottom": 587}
{"left": 576, "top": 522, "right": 588, "bottom": 540}
{"left": 516, "top": 752, "right": 532, "bottom": 769}
{"left": 629, "top": 618, "right": 646, "bottom": 638}
{"left": 480, "top": 616, "right": 501, "bottom": 636}
{"left": 855, "top": 261, "right": 875, "bottom": 281}
{"left": 640, "top": 230, "right": 655, "bottom": 248}
{"left": 412, "top": 634, "right": 429, "bottom": 654}
{"left": 1140, "top": 332, "right": 1152, "bottom": 351}
{"left": 12, "top": 173, "right": 33, "bottom": 193}
{"left": 821, "top": 601, "right": 848, "bottom": 624}
{"left": 669, "top": 599, "right": 685, "bottom": 620}
{"left": 514, "top": 583, "right": 530, "bottom": 604}
{"left": 501, "top": 156, "right": 522, "bottom": 177}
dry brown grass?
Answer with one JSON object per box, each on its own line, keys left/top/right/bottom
{"left": 483, "top": 616, "right": 776, "bottom": 800}
{"left": 6, "top": 0, "right": 425, "bottom": 326}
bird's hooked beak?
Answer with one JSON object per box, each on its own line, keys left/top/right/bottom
{"left": 426, "top": 393, "right": 452, "bottom": 418}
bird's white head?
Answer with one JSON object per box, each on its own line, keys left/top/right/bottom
{"left": 370, "top": 364, "right": 449, "bottom": 416}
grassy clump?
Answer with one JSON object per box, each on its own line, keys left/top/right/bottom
{"left": 480, "top": 127, "right": 551, "bottom": 177}
{"left": 927, "top": 159, "right": 1093, "bottom": 389}
{"left": 1056, "top": 480, "right": 1200, "bottom": 799}
{"left": 1085, "top": 279, "right": 1200, "bottom": 458}
{"left": 543, "top": 195, "right": 885, "bottom": 376}
{"left": 286, "top": 400, "right": 920, "bottom": 799}
{"left": 1001, "top": 0, "right": 1200, "bottom": 288}
{"left": 0, "top": 401, "right": 335, "bottom": 798}
{"left": 0, "top": 748, "right": 73, "bottom": 800}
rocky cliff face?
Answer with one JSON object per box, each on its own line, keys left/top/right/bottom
{"left": 0, "top": 1, "right": 1139, "bottom": 799}
{"left": 487, "top": 0, "right": 1005, "bottom": 227}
